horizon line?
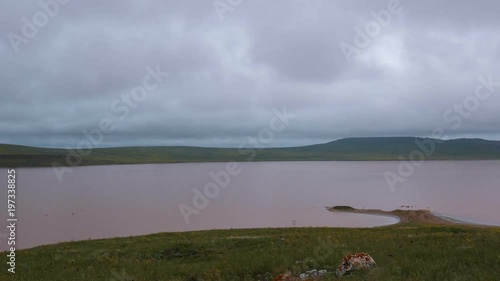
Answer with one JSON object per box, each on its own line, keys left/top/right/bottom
{"left": 0, "top": 136, "right": 496, "bottom": 150}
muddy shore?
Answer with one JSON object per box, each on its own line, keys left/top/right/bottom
{"left": 326, "top": 206, "right": 494, "bottom": 227}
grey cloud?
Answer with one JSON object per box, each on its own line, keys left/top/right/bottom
{"left": 1, "top": 0, "right": 500, "bottom": 148}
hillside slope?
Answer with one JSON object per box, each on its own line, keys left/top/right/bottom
{"left": 1, "top": 137, "right": 500, "bottom": 167}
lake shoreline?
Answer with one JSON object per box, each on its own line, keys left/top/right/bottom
{"left": 326, "top": 206, "right": 498, "bottom": 227}
{"left": 2, "top": 137, "right": 500, "bottom": 167}
{"left": 4, "top": 207, "right": 497, "bottom": 251}
{"left": 5, "top": 159, "right": 500, "bottom": 169}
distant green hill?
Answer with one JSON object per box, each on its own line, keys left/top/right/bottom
{"left": 1, "top": 137, "right": 500, "bottom": 167}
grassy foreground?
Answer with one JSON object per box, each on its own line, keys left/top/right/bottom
{"left": 1, "top": 225, "right": 499, "bottom": 281}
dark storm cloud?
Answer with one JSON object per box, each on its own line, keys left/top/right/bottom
{"left": 1, "top": 0, "right": 500, "bottom": 148}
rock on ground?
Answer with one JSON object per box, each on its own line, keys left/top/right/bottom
{"left": 335, "top": 252, "right": 376, "bottom": 276}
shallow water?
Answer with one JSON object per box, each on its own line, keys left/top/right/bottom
{"left": 1, "top": 160, "right": 499, "bottom": 250}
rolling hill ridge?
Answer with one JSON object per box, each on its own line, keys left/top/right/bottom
{"left": 1, "top": 137, "right": 500, "bottom": 167}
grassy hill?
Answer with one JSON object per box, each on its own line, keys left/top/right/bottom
{"left": 1, "top": 137, "right": 500, "bottom": 167}
{"left": 1, "top": 225, "right": 499, "bottom": 280}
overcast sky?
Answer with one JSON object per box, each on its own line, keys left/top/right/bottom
{"left": 1, "top": 0, "right": 500, "bottom": 148}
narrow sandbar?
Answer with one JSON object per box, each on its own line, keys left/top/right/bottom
{"left": 326, "top": 206, "right": 494, "bottom": 227}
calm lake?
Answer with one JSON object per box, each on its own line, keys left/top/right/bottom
{"left": 1, "top": 160, "right": 499, "bottom": 250}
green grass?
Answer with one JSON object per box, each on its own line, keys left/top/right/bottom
{"left": 2, "top": 137, "right": 500, "bottom": 167}
{"left": 1, "top": 225, "right": 499, "bottom": 280}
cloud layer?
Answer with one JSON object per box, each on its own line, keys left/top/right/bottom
{"left": 1, "top": 0, "right": 500, "bottom": 148}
